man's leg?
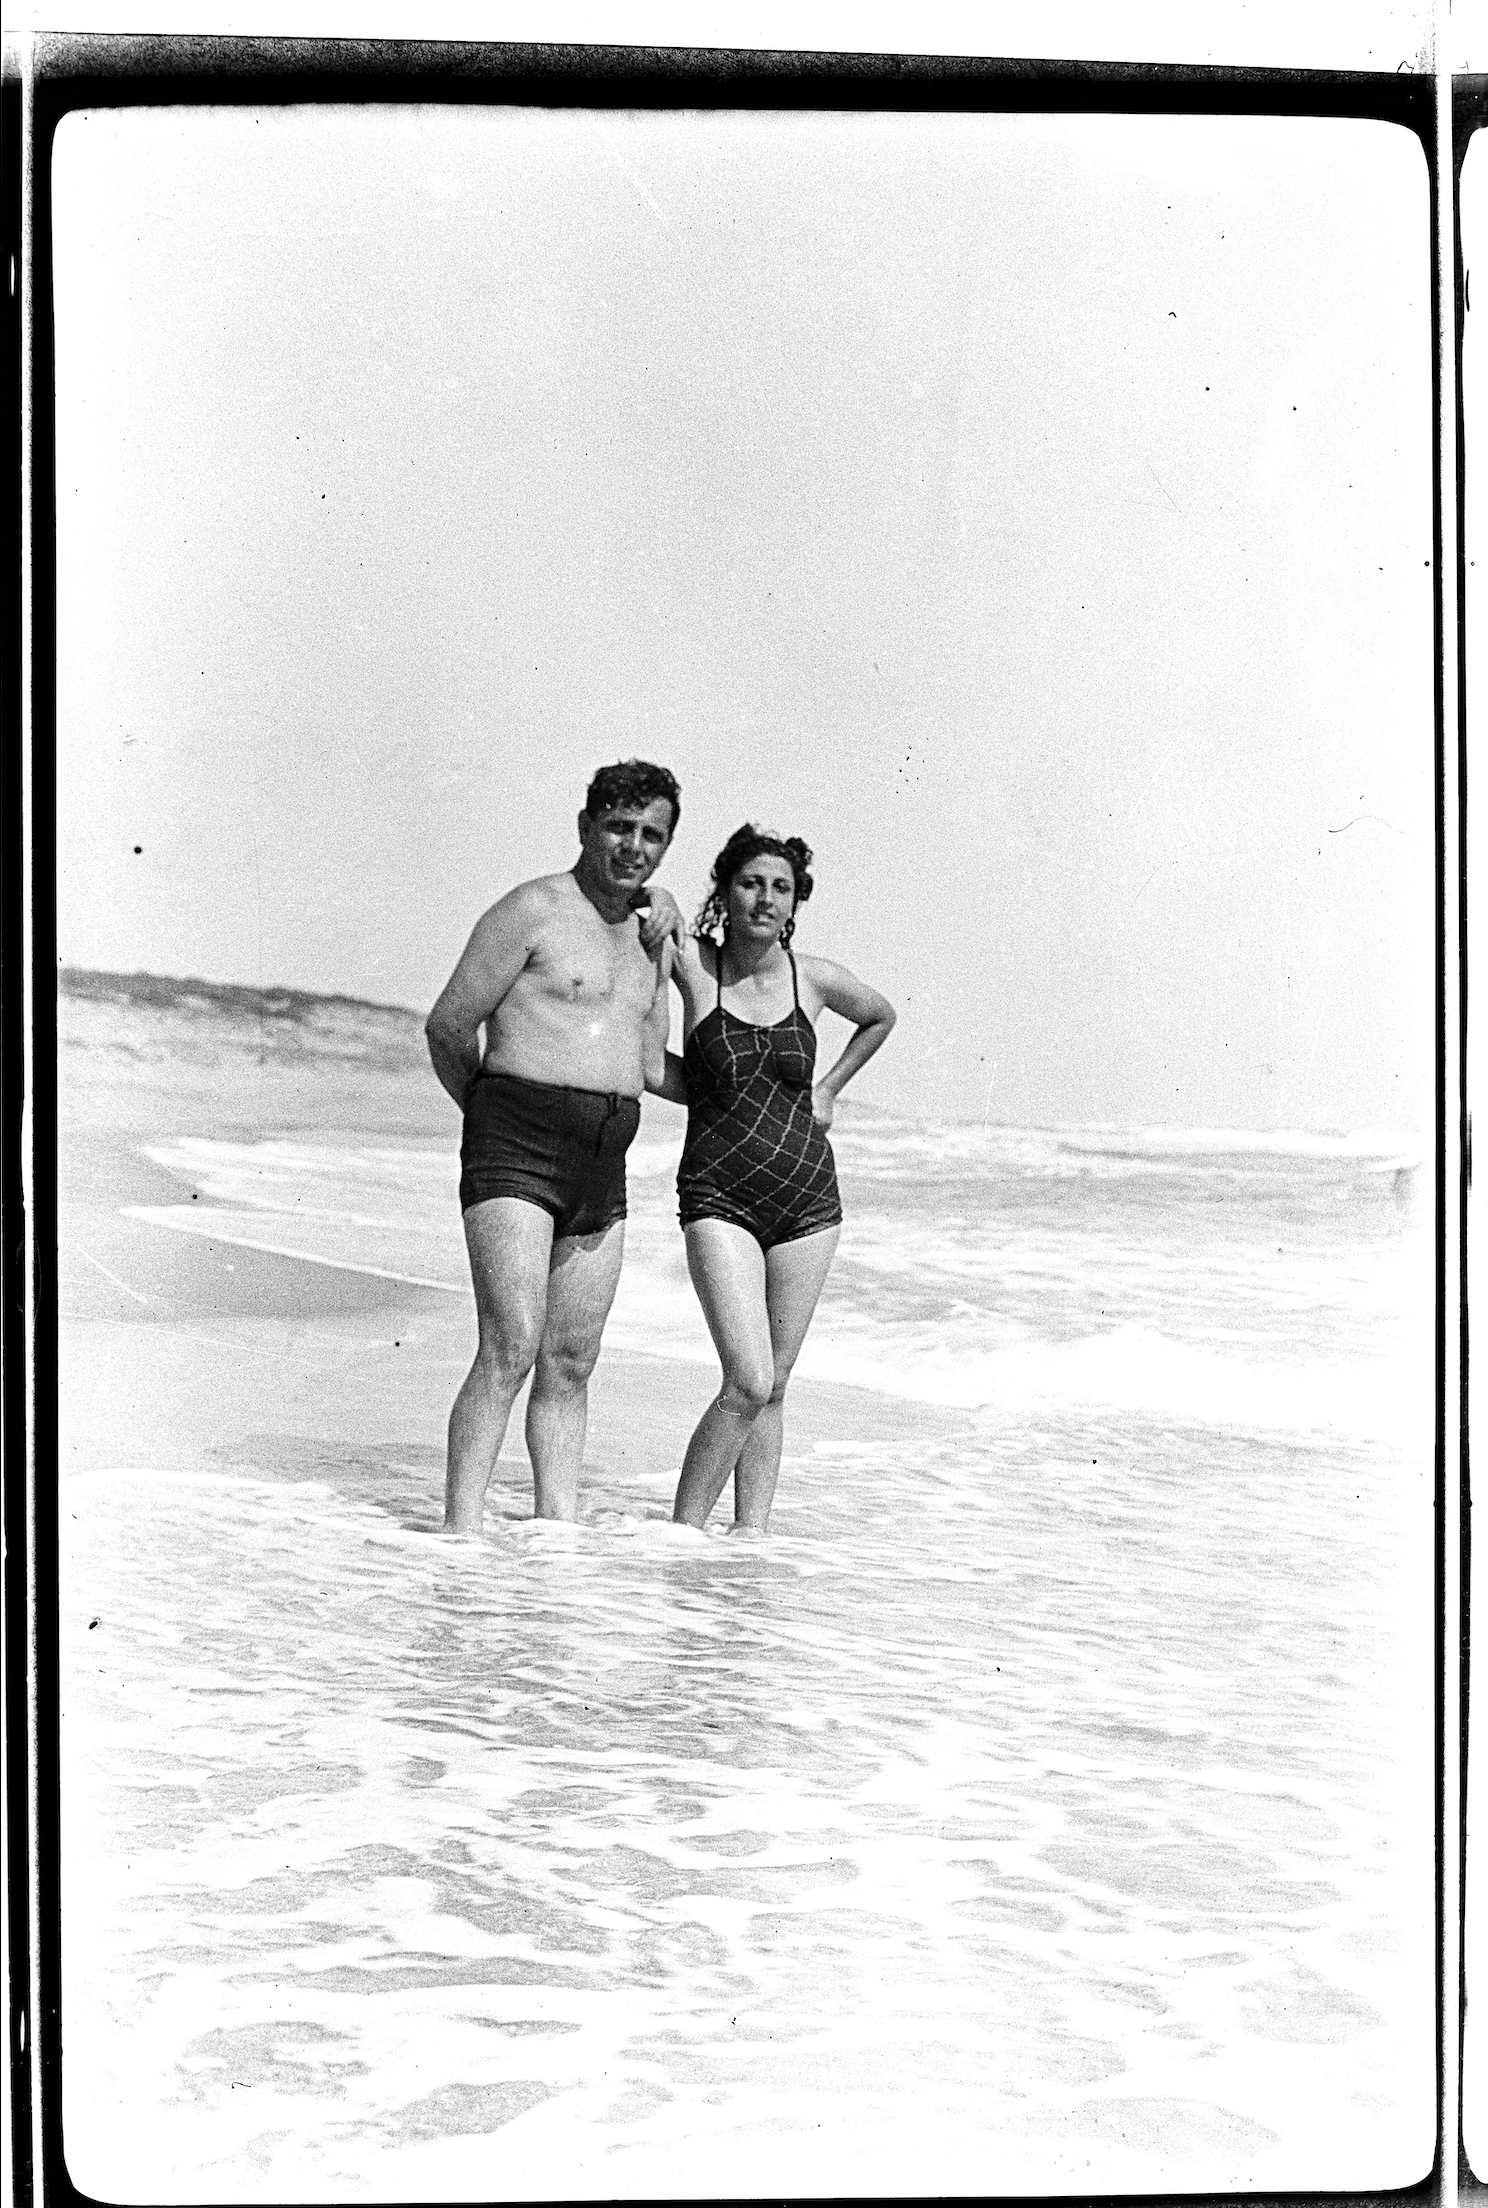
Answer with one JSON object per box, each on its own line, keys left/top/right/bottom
{"left": 525, "top": 1220, "right": 628, "bottom": 1520}
{"left": 446, "top": 1198, "right": 555, "bottom": 1533}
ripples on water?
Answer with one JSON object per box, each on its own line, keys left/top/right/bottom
{"left": 59, "top": 1015, "right": 1435, "bottom": 2196}
{"left": 63, "top": 1381, "right": 1432, "bottom": 2199}
{"left": 127, "top": 1119, "right": 1430, "bottom": 1440}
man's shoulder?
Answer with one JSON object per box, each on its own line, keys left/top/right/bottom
{"left": 509, "top": 868, "right": 577, "bottom": 903}
{"left": 482, "top": 871, "right": 575, "bottom": 927}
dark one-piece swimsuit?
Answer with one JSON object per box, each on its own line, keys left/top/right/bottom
{"left": 676, "top": 946, "right": 843, "bottom": 1251}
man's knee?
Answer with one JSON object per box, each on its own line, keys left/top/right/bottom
{"left": 533, "top": 1332, "right": 603, "bottom": 1396}
{"left": 474, "top": 1311, "right": 544, "bottom": 1388}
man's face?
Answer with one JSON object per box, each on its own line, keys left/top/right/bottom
{"left": 577, "top": 798, "right": 675, "bottom": 897}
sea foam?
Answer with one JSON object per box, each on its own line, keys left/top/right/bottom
{"left": 127, "top": 1121, "right": 1431, "bottom": 1444}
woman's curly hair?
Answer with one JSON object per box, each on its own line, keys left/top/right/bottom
{"left": 695, "top": 825, "right": 815, "bottom": 949}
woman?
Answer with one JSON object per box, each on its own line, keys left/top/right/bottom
{"left": 648, "top": 826, "right": 896, "bottom": 1533}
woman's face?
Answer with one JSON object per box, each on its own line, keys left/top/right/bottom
{"left": 726, "top": 853, "right": 798, "bottom": 944}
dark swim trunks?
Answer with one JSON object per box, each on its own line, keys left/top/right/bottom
{"left": 460, "top": 1070, "right": 641, "bottom": 1237}
{"left": 677, "top": 949, "right": 842, "bottom": 1252}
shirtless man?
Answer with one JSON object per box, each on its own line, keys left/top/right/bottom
{"left": 425, "top": 761, "right": 682, "bottom": 1532}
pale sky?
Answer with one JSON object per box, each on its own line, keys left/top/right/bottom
{"left": 52, "top": 102, "right": 1435, "bottom": 1130}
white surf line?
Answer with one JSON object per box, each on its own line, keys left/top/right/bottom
{"left": 123, "top": 1207, "right": 463, "bottom": 1294}
{"left": 79, "top": 1249, "right": 152, "bottom": 1306}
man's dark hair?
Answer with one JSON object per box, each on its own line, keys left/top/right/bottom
{"left": 583, "top": 759, "right": 681, "bottom": 834}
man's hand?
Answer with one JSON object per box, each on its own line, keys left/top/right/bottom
{"left": 633, "top": 885, "right": 687, "bottom": 953}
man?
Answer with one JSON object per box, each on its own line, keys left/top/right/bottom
{"left": 426, "top": 760, "right": 683, "bottom": 1532}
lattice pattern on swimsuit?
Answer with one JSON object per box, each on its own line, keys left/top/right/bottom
{"left": 676, "top": 948, "right": 841, "bottom": 1244}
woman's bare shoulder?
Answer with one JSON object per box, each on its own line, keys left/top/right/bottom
{"left": 793, "top": 948, "right": 838, "bottom": 981}
{"left": 796, "top": 950, "right": 893, "bottom": 1023}
{"left": 672, "top": 934, "right": 715, "bottom": 984}
{"left": 792, "top": 948, "right": 843, "bottom": 996}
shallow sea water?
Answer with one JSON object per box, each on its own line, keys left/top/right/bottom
{"left": 63, "top": 1395, "right": 1432, "bottom": 2199}
{"left": 57, "top": 1000, "right": 1436, "bottom": 2197}
{"left": 125, "top": 1112, "right": 1428, "bottom": 1442}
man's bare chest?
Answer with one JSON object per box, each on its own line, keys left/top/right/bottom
{"left": 526, "top": 919, "right": 650, "bottom": 1012}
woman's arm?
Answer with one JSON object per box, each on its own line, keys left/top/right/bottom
{"left": 800, "top": 957, "right": 897, "bottom": 1128}
{"left": 641, "top": 942, "right": 683, "bottom": 1101}
{"left": 646, "top": 1049, "right": 690, "bottom": 1106}
{"left": 645, "top": 934, "right": 712, "bottom": 1102}
{"left": 666, "top": 932, "right": 713, "bottom": 1033}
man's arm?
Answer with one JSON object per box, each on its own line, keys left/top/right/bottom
{"left": 425, "top": 889, "right": 540, "bottom": 1110}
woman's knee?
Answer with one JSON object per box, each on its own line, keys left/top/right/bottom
{"left": 718, "top": 1356, "right": 773, "bottom": 1416}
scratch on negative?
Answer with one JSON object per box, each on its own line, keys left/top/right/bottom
{"left": 587, "top": 117, "right": 671, "bottom": 229}
{"left": 1147, "top": 463, "right": 1182, "bottom": 514}
{"left": 81, "top": 1250, "right": 151, "bottom": 1305}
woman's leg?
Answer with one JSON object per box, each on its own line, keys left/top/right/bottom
{"left": 732, "top": 1226, "right": 840, "bottom": 1531}
{"left": 672, "top": 1220, "right": 774, "bottom": 1527}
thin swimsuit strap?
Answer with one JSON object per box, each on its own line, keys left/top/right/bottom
{"left": 714, "top": 938, "right": 798, "bottom": 1017}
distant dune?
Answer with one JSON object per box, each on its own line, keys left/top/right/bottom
{"left": 58, "top": 965, "right": 421, "bottom": 1026}
{"left": 58, "top": 965, "right": 428, "bottom": 1073}
{"left": 54, "top": 968, "right": 1421, "bottom": 1158}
